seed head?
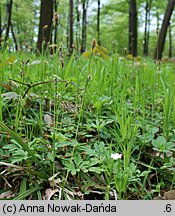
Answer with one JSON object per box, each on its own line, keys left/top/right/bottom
{"left": 123, "top": 48, "right": 128, "bottom": 55}
{"left": 52, "top": 12, "right": 59, "bottom": 25}
{"left": 59, "top": 57, "right": 64, "bottom": 68}
{"left": 92, "top": 39, "right": 97, "bottom": 50}
{"left": 58, "top": 46, "right": 63, "bottom": 52}
{"left": 43, "top": 25, "right": 48, "bottom": 30}
{"left": 72, "top": 44, "right": 76, "bottom": 50}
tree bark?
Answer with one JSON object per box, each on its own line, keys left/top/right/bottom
{"left": 4, "top": 0, "right": 18, "bottom": 50}
{"left": 75, "top": 0, "right": 80, "bottom": 51}
{"left": 4, "top": 0, "right": 13, "bottom": 42}
{"left": 81, "top": 0, "right": 87, "bottom": 53}
{"left": 53, "top": 0, "right": 59, "bottom": 53}
{"left": 143, "top": 0, "right": 152, "bottom": 56}
{"left": 153, "top": 0, "right": 175, "bottom": 60}
{"left": 168, "top": 23, "right": 172, "bottom": 58}
{"left": 37, "top": 0, "right": 53, "bottom": 53}
{"left": 128, "top": 0, "right": 137, "bottom": 57}
{"left": 66, "top": 14, "right": 69, "bottom": 49}
{"left": 69, "top": 0, "right": 74, "bottom": 56}
{"left": 11, "top": 22, "right": 18, "bottom": 51}
{"left": 69, "top": 0, "right": 74, "bottom": 55}
{"left": 97, "top": 0, "right": 101, "bottom": 45}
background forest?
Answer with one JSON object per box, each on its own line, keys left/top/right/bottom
{"left": 0, "top": 0, "right": 175, "bottom": 58}
{"left": 0, "top": 0, "right": 175, "bottom": 200}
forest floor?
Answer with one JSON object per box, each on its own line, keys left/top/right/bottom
{"left": 0, "top": 49, "right": 175, "bottom": 200}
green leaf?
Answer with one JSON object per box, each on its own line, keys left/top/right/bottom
{"left": 89, "top": 167, "right": 105, "bottom": 173}
{"left": 0, "top": 121, "right": 48, "bottom": 178}
{"left": 74, "top": 154, "right": 83, "bottom": 167}
{"left": 19, "top": 178, "right": 27, "bottom": 194}
{"left": 13, "top": 186, "right": 43, "bottom": 200}
{"left": 11, "top": 149, "right": 28, "bottom": 163}
{"left": 152, "top": 136, "right": 166, "bottom": 148}
{"left": 90, "top": 158, "right": 99, "bottom": 167}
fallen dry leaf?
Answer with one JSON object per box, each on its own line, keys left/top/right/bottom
{"left": 163, "top": 190, "right": 175, "bottom": 200}
{"left": 0, "top": 190, "right": 13, "bottom": 198}
{"left": 44, "top": 114, "right": 54, "bottom": 127}
{"left": 45, "top": 188, "right": 59, "bottom": 200}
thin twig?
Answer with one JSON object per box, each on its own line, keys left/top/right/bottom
{"left": 9, "top": 78, "right": 68, "bottom": 98}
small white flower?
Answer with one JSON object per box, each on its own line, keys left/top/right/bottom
{"left": 111, "top": 153, "right": 122, "bottom": 160}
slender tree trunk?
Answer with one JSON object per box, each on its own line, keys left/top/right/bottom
{"left": 75, "top": 0, "right": 80, "bottom": 51}
{"left": 54, "top": 0, "right": 57, "bottom": 44}
{"left": 53, "top": 0, "right": 59, "bottom": 53}
{"left": 147, "top": 1, "right": 151, "bottom": 55}
{"left": 4, "top": 0, "right": 13, "bottom": 42}
{"left": 69, "top": 0, "right": 74, "bottom": 55}
{"left": 4, "top": 0, "right": 18, "bottom": 50}
{"left": 156, "top": 9, "right": 160, "bottom": 30}
{"left": 153, "top": 0, "right": 175, "bottom": 60}
{"left": 11, "top": 22, "right": 18, "bottom": 50}
{"left": 37, "top": 0, "right": 53, "bottom": 53}
{"left": 128, "top": 0, "right": 137, "bottom": 57}
{"left": 31, "top": 9, "right": 38, "bottom": 48}
{"left": 97, "top": 0, "right": 101, "bottom": 45}
{"left": 168, "top": 23, "right": 172, "bottom": 58}
{"left": 81, "top": 0, "right": 87, "bottom": 53}
{"left": 66, "top": 15, "right": 69, "bottom": 49}
{"left": 143, "top": 0, "right": 152, "bottom": 56}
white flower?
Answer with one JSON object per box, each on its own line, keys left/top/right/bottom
{"left": 111, "top": 153, "right": 122, "bottom": 160}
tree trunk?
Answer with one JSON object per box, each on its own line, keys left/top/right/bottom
{"left": 128, "top": 0, "right": 137, "bottom": 57}
{"left": 37, "top": 0, "right": 53, "bottom": 53}
{"left": 53, "top": 0, "right": 59, "bottom": 53}
{"left": 81, "top": 0, "right": 87, "bottom": 53}
{"left": 75, "top": 0, "right": 80, "bottom": 51}
{"left": 168, "top": 23, "right": 172, "bottom": 58}
{"left": 153, "top": 0, "right": 175, "bottom": 60}
{"left": 11, "top": 22, "right": 18, "bottom": 51}
{"left": 4, "top": 0, "right": 18, "bottom": 50}
{"left": 69, "top": 0, "right": 74, "bottom": 55}
{"left": 66, "top": 15, "right": 69, "bottom": 49}
{"left": 143, "top": 0, "right": 152, "bottom": 56}
{"left": 97, "top": 0, "right": 101, "bottom": 45}
{"left": 4, "top": 0, "right": 13, "bottom": 42}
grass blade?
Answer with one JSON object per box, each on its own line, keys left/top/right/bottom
{"left": 13, "top": 186, "right": 43, "bottom": 200}
{"left": 0, "top": 121, "right": 49, "bottom": 178}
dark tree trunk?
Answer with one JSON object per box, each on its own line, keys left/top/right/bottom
{"left": 11, "top": 22, "right": 18, "bottom": 51}
{"left": 143, "top": 0, "right": 152, "bottom": 56}
{"left": 81, "top": 0, "right": 87, "bottom": 53}
{"left": 75, "top": 0, "right": 80, "bottom": 51}
{"left": 153, "top": 0, "right": 175, "bottom": 60}
{"left": 37, "top": 0, "right": 53, "bottom": 53}
{"left": 156, "top": 9, "right": 160, "bottom": 30}
{"left": 128, "top": 0, "right": 137, "bottom": 57}
{"left": 97, "top": 0, "right": 101, "bottom": 45}
{"left": 53, "top": 0, "right": 59, "bottom": 53}
{"left": 4, "top": 0, "right": 13, "bottom": 42}
{"left": 4, "top": 0, "right": 18, "bottom": 50}
{"left": 69, "top": 0, "right": 74, "bottom": 55}
{"left": 168, "top": 23, "right": 172, "bottom": 58}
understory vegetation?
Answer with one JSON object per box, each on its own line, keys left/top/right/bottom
{"left": 0, "top": 46, "right": 175, "bottom": 200}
